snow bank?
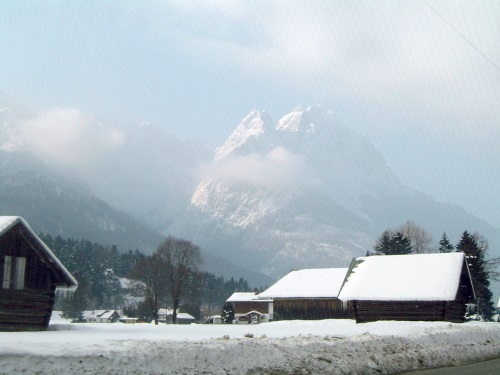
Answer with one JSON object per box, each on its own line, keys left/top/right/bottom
{"left": 0, "top": 314, "right": 499, "bottom": 374}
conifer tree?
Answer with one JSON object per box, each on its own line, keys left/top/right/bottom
{"left": 374, "top": 231, "right": 392, "bottom": 255}
{"left": 222, "top": 303, "right": 235, "bottom": 324}
{"left": 438, "top": 232, "right": 454, "bottom": 253}
{"left": 389, "top": 232, "right": 413, "bottom": 255}
{"left": 374, "top": 231, "right": 413, "bottom": 255}
{"left": 456, "top": 231, "right": 494, "bottom": 319}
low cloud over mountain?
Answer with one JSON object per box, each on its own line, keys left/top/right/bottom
{"left": 1, "top": 102, "right": 499, "bottom": 289}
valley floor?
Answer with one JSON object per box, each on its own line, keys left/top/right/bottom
{"left": 0, "top": 314, "right": 499, "bottom": 374}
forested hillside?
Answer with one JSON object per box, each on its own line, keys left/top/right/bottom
{"left": 42, "top": 234, "right": 256, "bottom": 321}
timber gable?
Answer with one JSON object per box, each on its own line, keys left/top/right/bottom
{"left": 0, "top": 216, "right": 77, "bottom": 331}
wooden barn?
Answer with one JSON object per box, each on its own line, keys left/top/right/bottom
{"left": 225, "top": 292, "right": 273, "bottom": 323}
{"left": 0, "top": 216, "right": 77, "bottom": 331}
{"left": 338, "top": 252, "right": 475, "bottom": 323}
{"left": 258, "top": 268, "right": 352, "bottom": 321}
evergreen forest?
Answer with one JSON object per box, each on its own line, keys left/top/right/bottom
{"left": 40, "top": 234, "right": 255, "bottom": 322}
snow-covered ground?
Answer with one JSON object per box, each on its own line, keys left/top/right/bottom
{"left": 0, "top": 313, "right": 499, "bottom": 374}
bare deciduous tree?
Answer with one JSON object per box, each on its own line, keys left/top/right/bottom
{"left": 157, "top": 236, "right": 202, "bottom": 324}
{"left": 398, "top": 221, "right": 433, "bottom": 254}
{"left": 129, "top": 254, "right": 167, "bottom": 325}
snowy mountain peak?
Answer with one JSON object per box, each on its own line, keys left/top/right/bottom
{"left": 186, "top": 105, "right": 418, "bottom": 277}
{"left": 214, "top": 110, "right": 273, "bottom": 161}
{"left": 276, "top": 105, "right": 333, "bottom": 135}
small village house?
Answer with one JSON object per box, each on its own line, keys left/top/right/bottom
{"left": 225, "top": 292, "right": 273, "bottom": 323}
{"left": 0, "top": 216, "right": 77, "bottom": 331}
{"left": 204, "top": 315, "right": 222, "bottom": 324}
{"left": 119, "top": 316, "right": 141, "bottom": 324}
{"left": 82, "top": 310, "right": 120, "bottom": 323}
{"left": 157, "top": 308, "right": 195, "bottom": 324}
{"left": 258, "top": 268, "right": 351, "bottom": 321}
{"left": 338, "top": 252, "right": 476, "bottom": 323}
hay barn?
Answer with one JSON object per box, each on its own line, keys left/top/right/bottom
{"left": 0, "top": 216, "right": 77, "bottom": 331}
{"left": 338, "top": 252, "right": 475, "bottom": 323}
{"left": 258, "top": 268, "right": 352, "bottom": 321}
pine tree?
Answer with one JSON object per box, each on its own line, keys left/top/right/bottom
{"left": 389, "top": 232, "right": 413, "bottom": 255}
{"left": 374, "top": 231, "right": 392, "bottom": 255}
{"left": 374, "top": 231, "right": 413, "bottom": 255}
{"left": 222, "top": 303, "right": 235, "bottom": 324}
{"left": 438, "top": 232, "right": 454, "bottom": 253}
{"left": 456, "top": 231, "right": 495, "bottom": 320}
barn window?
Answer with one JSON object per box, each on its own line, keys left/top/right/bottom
{"left": 2, "top": 256, "right": 26, "bottom": 289}
{"left": 14, "top": 257, "right": 26, "bottom": 289}
{"left": 2, "top": 256, "right": 13, "bottom": 288}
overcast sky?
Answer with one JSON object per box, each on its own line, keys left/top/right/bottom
{"left": 1, "top": 1, "right": 499, "bottom": 227}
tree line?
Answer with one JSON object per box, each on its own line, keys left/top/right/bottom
{"left": 40, "top": 234, "right": 255, "bottom": 323}
{"left": 371, "top": 221, "right": 499, "bottom": 320}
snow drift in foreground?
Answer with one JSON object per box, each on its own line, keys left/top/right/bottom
{"left": 0, "top": 314, "right": 499, "bottom": 374}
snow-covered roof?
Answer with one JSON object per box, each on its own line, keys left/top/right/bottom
{"left": 157, "top": 309, "right": 195, "bottom": 320}
{"left": 226, "top": 292, "right": 270, "bottom": 302}
{"left": 0, "top": 216, "right": 77, "bottom": 288}
{"left": 83, "top": 310, "right": 118, "bottom": 320}
{"left": 258, "top": 268, "right": 349, "bottom": 299}
{"left": 176, "top": 313, "right": 195, "bottom": 320}
{"left": 338, "top": 252, "right": 467, "bottom": 301}
{"left": 245, "top": 310, "right": 263, "bottom": 315}
{"left": 100, "top": 310, "right": 119, "bottom": 319}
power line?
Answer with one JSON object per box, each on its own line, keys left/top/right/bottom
{"left": 424, "top": 1, "right": 500, "bottom": 73}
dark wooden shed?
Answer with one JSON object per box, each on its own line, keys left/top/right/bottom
{"left": 258, "top": 268, "right": 352, "bottom": 321}
{"left": 0, "top": 216, "right": 77, "bottom": 331}
{"left": 338, "top": 252, "right": 475, "bottom": 323}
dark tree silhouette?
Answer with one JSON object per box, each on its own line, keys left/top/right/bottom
{"left": 129, "top": 254, "right": 167, "bottom": 325}
{"left": 438, "top": 232, "right": 454, "bottom": 253}
{"left": 457, "top": 231, "right": 494, "bottom": 319}
{"left": 157, "top": 236, "right": 202, "bottom": 324}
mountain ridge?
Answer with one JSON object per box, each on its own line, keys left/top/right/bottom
{"left": 179, "top": 105, "right": 500, "bottom": 280}
{"left": 1, "top": 102, "right": 498, "bottom": 292}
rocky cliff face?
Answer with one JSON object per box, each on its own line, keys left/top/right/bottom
{"left": 176, "top": 106, "right": 396, "bottom": 276}
{"left": 174, "top": 106, "right": 500, "bottom": 279}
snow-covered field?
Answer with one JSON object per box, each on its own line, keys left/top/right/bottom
{"left": 0, "top": 313, "right": 499, "bottom": 374}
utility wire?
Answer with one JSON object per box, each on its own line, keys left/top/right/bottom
{"left": 424, "top": 1, "right": 500, "bottom": 73}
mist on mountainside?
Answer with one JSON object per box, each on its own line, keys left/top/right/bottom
{"left": 175, "top": 106, "right": 500, "bottom": 280}
{"left": 1, "top": 102, "right": 499, "bottom": 291}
